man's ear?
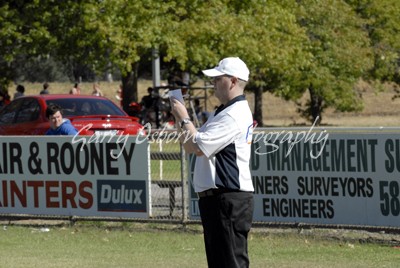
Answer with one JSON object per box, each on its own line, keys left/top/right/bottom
{"left": 230, "top": 76, "right": 238, "bottom": 90}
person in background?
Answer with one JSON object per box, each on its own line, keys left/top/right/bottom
{"left": 14, "top": 84, "right": 25, "bottom": 99}
{"left": 45, "top": 103, "right": 78, "bottom": 135}
{"left": 40, "top": 82, "right": 50, "bottom": 94}
{"left": 115, "top": 84, "right": 123, "bottom": 104}
{"left": 0, "top": 89, "right": 11, "bottom": 107}
{"left": 140, "top": 87, "right": 156, "bottom": 109}
{"left": 139, "top": 87, "right": 157, "bottom": 126}
{"left": 92, "top": 82, "right": 103, "bottom": 96}
{"left": 70, "top": 83, "right": 81, "bottom": 95}
{"left": 170, "top": 57, "right": 255, "bottom": 268}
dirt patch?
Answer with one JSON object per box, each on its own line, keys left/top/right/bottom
{"left": 251, "top": 226, "right": 400, "bottom": 246}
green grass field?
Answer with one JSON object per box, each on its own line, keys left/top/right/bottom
{"left": 0, "top": 222, "right": 399, "bottom": 268}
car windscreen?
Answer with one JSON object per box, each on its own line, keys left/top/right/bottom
{"left": 46, "top": 98, "right": 126, "bottom": 117}
{"left": 0, "top": 98, "right": 40, "bottom": 125}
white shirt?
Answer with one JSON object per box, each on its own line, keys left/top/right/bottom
{"left": 193, "top": 95, "right": 254, "bottom": 193}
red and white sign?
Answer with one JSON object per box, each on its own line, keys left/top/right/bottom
{"left": 0, "top": 136, "right": 150, "bottom": 218}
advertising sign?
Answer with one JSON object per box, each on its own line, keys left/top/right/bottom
{"left": 189, "top": 128, "right": 400, "bottom": 227}
{"left": 0, "top": 136, "right": 149, "bottom": 218}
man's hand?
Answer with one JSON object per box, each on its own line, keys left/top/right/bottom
{"left": 170, "top": 98, "right": 203, "bottom": 156}
{"left": 170, "top": 98, "right": 190, "bottom": 122}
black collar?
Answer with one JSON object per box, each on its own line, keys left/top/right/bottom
{"left": 214, "top": 95, "right": 246, "bottom": 116}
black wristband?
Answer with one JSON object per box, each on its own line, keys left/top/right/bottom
{"left": 180, "top": 118, "right": 191, "bottom": 128}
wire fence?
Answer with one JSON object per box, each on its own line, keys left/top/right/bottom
{"left": 148, "top": 132, "right": 187, "bottom": 221}
{"left": 2, "top": 129, "right": 400, "bottom": 234}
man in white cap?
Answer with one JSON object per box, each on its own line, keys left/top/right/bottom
{"left": 170, "top": 57, "right": 255, "bottom": 268}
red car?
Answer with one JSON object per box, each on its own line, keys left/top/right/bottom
{"left": 0, "top": 94, "right": 144, "bottom": 136}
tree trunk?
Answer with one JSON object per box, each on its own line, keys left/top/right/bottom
{"left": 308, "top": 85, "right": 323, "bottom": 125}
{"left": 121, "top": 62, "right": 139, "bottom": 113}
{"left": 253, "top": 86, "right": 263, "bottom": 127}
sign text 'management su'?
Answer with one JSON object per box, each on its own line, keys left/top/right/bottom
{"left": 250, "top": 131, "right": 400, "bottom": 226}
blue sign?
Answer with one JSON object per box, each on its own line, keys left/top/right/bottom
{"left": 97, "top": 180, "right": 147, "bottom": 212}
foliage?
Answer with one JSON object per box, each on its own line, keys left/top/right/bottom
{"left": 0, "top": 1, "right": 55, "bottom": 89}
{"left": 1, "top": 0, "right": 399, "bottom": 123}
{"left": 158, "top": 1, "right": 311, "bottom": 126}
{"left": 12, "top": 55, "right": 71, "bottom": 82}
{"left": 284, "top": 0, "right": 374, "bottom": 123}
{"left": 347, "top": 0, "right": 400, "bottom": 83}
{"left": 81, "top": 0, "right": 179, "bottom": 107}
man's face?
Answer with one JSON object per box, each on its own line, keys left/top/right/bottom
{"left": 211, "top": 75, "right": 232, "bottom": 104}
{"left": 49, "top": 111, "right": 63, "bottom": 129}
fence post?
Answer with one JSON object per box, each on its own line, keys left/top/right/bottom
{"left": 180, "top": 142, "right": 188, "bottom": 223}
{"left": 159, "top": 139, "right": 163, "bottom": 180}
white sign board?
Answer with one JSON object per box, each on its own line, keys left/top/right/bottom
{"left": 190, "top": 129, "right": 400, "bottom": 227}
{"left": 0, "top": 136, "right": 150, "bottom": 218}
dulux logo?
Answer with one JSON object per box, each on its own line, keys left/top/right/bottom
{"left": 97, "top": 180, "right": 146, "bottom": 212}
{"left": 101, "top": 185, "right": 142, "bottom": 204}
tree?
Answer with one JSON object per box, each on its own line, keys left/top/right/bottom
{"left": 284, "top": 0, "right": 374, "bottom": 124}
{"left": 155, "top": 0, "right": 374, "bottom": 126}
{"left": 347, "top": 0, "right": 400, "bottom": 83}
{"left": 46, "top": 1, "right": 111, "bottom": 82}
{"left": 1, "top": 0, "right": 391, "bottom": 126}
{"left": 236, "top": 2, "right": 311, "bottom": 126}
{"left": 81, "top": 1, "right": 177, "bottom": 111}
{"left": 0, "top": 1, "right": 56, "bottom": 89}
{"left": 155, "top": 0, "right": 311, "bottom": 127}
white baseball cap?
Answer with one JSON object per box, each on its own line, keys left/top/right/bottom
{"left": 202, "top": 57, "right": 250, "bottom": 82}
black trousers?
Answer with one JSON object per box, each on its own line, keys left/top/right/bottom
{"left": 199, "top": 191, "right": 254, "bottom": 268}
